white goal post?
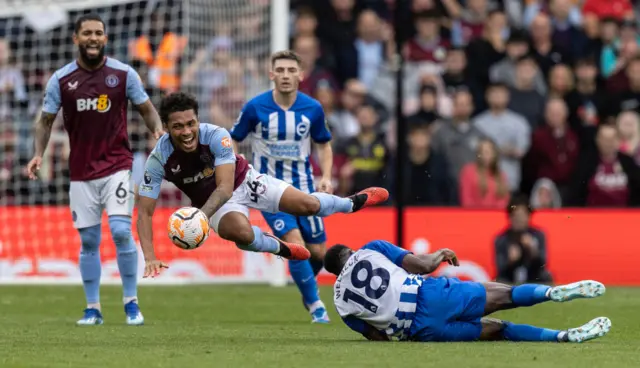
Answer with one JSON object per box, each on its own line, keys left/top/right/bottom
{"left": 0, "top": 0, "right": 291, "bottom": 286}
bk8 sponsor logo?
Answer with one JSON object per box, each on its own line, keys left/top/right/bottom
{"left": 76, "top": 94, "right": 111, "bottom": 113}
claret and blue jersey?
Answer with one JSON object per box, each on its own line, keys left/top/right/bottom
{"left": 138, "top": 124, "right": 250, "bottom": 208}
{"left": 231, "top": 90, "right": 332, "bottom": 243}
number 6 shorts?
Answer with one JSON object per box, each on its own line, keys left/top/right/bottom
{"left": 69, "top": 170, "right": 134, "bottom": 229}
{"left": 209, "top": 165, "right": 291, "bottom": 234}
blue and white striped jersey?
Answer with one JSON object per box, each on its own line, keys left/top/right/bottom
{"left": 333, "top": 240, "right": 422, "bottom": 341}
{"left": 230, "top": 90, "right": 332, "bottom": 193}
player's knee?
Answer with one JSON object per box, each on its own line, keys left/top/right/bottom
{"left": 108, "top": 216, "right": 133, "bottom": 247}
{"left": 479, "top": 318, "right": 506, "bottom": 341}
{"left": 78, "top": 225, "right": 101, "bottom": 252}
{"left": 309, "top": 244, "right": 326, "bottom": 261}
{"left": 297, "top": 195, "right": 320, "bottom": 216}
{"left": 231, "top": 227, "right": 255, "bottom": 246}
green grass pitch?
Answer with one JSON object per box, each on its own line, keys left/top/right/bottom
{"left": 1, "top": 285, "right": 639, "bottom": 368}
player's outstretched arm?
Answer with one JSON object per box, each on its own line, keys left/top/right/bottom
{"left": 401, "top": 249, "right": 459, "bottom": 275}
{"left": 136, "top": 195, "right": 167, "bottom": 277}
{"left": 137, "top": 151, "right": 169, "bottom": 277}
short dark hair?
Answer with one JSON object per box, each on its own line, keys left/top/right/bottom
{"left": 75, "top": 14, "right": 106, "bottom": 34}
{"left": 159, "top": 92, "right": 199, "bottom": 124}
{"left": 324, "top": 244, "right": 352, "bottom": 276}
{"left": 515, "top": 53, "right": 536, "bottom": 65}
{"left": 270, "top": 50, "right": 302, "bottom": 67}
{"left": 507, "top": 194, "right": 532, "bottom": 215}
{"left": 487, "top": 81, "right": 509, "bottom": 91}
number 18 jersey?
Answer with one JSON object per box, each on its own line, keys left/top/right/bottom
{"left": 333, "top": 240, "right": 423, "bottom": 341}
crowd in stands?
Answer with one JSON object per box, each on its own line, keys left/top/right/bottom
{"left": 1, "top": 0, "right": 640, "bottom": 209}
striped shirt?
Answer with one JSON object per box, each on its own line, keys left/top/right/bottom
{"left": 333, "top": 240, "right": 420, "bottom": 341}
{"left": 230, "top": 90, "right": 332, "bottom": 193}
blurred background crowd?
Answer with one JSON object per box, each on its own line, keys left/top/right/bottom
{"left": 1, "top": 0, "right": 640, "bottom": 210}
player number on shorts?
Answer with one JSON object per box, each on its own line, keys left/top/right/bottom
{"left": 115, "top": 182, "right": 128, "bottom": 199}
{"left": 343, "top": 260, "right": 390, "bottom": 313}
{"left": 247, "top": 180, "right": 260, "bottom": 203}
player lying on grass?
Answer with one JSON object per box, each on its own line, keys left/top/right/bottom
{"left": 137, "top": 92, "right": 389, "bottom": 277}
{"left": 324, "top": 241, "right": 611, "bottom": 343}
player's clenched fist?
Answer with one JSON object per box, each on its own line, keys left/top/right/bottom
{"left": 143, "top": 259, "right": 169, "bottom": 278}
{"left": 25, "top": 156, "right": 42, "bottom": 180}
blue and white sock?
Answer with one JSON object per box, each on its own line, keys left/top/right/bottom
{"left": 310, "top": 193, "right": 353, "bottom": 217}
{"left": 503, "top": 321, "right": 562, "bottom": 342}
{"left": 108, "top": 216, "right": 138, "bottom": 304}
{"left": 236, "top": 226, "right": 280, "bottom": 253}
{"left": 78, "top": 224, "right": 102, "bottom": 308}
{"left": 511, "top": 284, "right": 551, "bottom": 307}
{"left": 290, "top": 260, "right": 320, "bottom": 306}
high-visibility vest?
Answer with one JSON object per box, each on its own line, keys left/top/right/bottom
{"left": 132, "top": 32, "right": 187, "bottom": 91}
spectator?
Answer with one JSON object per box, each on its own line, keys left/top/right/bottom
{"left": 508, "top": 54, "right": 547, "bottom": 128}
{"left": 530, "top": 14, "right": 572, "bottom": 77}
{"left": 337, "top": 104, "right": 389, "bottom": 194}
{"left": 332, "top": 78, "right": 385, "bottom": 141}
{"left": 405, "top": 10, "right": 450, "bottom": 64}
{"left": 547, "top": 0, "right": 590, "bottom": 58}
{"left": 522, "top": 98, "right": 580, "bottom": 199}
{"left": 441, "top": 47, "right": 483, "bottom": 109}
{"left": 530, "top": 178, "right": 563, "bottom": 209}
{"left": 604, "top": 39, "right": 640, "bottom": 94}
{"left": 494, "top": 195, "right": 553, "bottom": 284}
{"left": 449, "top": 0, "right": 490, "bottom": 47}
{"left": 604, "top": 55, "right": 640, "bottom": 119}
{"left": 407, "top": 83, "right": 440, "bottom": 126}
{"left": 570, "top": 124, "right": 640, "bottom": 207}
{"left": 432, "top": 89, "right": 486, "bottom": 184}
{"left": 473, "top": 83, "right": 530, "bottom": 192}
{"left": 294, "top": 35, "right": 340, "bottom": 95}
{"left": 0, "top": 38, "right": 28, "bottom": 119}
{"left": 582, "top": 0, "right": 634, "bottom": 21}
{"left": 336, "top": 9, "right": 389, "bottom": 88}
{"left": 459, "top": 138, "right": 510, "bottom": 208}
{"left": 490, "top": 30, "right": 547, "bottom": 96}
{"left": 596, "top": 17, "right": 621, "bottom": 73}
{"left": 617, "top": 110, "right": 640, "bottom": 165}
{"left": 465, "top": 10, "right": 507, "bottom": 89}
{"left": 292, "top": 6, "right": 319, "bottom": 40}
{"left": 601, "top": 19, "right": 639, "bottom": 78}
{"left": 402, "top": 122, "right": 453, "bottom": 205}
{"left": 546, "top": 63, "right": 574, "bottom": 99}
{"left": 565, "top": 58, "right": 604, "bottom": 153}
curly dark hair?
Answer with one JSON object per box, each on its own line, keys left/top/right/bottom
{"left": 75, "top": 14, "right": 105, "bottom": 34}
{"left": 159, "top": 92, "right": 199, "bottom": 124}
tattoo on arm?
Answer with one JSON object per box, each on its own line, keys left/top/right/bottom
{"left": 34, "top": 112, "right": 57, "bottom": 157}
{"left": 200, "top": 186, "right": 233, "bottom": 219}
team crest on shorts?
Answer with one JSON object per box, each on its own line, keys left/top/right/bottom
{"left": 105, "top": 74, "right": 119, "bottom": 88}
{"left": 274, "top": 219, "right": 285, "bottom": 231}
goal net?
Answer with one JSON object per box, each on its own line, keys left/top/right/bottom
{"left": 0, "top": 0, "right": 289, "bottom": 285}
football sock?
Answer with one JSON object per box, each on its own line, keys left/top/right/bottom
{"left": 289, "top": 260, "right": 320, "bottom": 306}
{"left": 236, "top": 226, "right": 280, "bottom": 253}
{"left": 511, "top": 284, "right": 551, "bottom": 307}
{"left": 78, "top": 224, "right": 102, "bottom": 305}
{"left": 109, "top": 216, "right": 138, "bottom": 302}
{"left": 310, "top": 258, "right": 324, "bottom": 276}
{"left": 310, "top": 192, "right": 353, "bottom": 217}
{"left": 503, "top": 321, "right": 561, "bottom": 342}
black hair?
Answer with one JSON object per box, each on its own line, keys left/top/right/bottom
{"left": 486, "top": 81, "right": 509, "bottom": 91}
{"left": 159, "top": 92, "right": 199, "bottom": 124}
{"left": 506, "top": 194, "right": 533, "bottom": 215}
{"left": 324, "top": 244, "right": 352, "bottom": 276}
{"left": 75, "top": 14, "right": 106, "bottom": 34}
{"left": 515, "top": 53, "right": 536, "bottom": 64}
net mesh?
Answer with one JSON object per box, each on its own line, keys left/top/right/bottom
{"left": 0, "top": 0, "right": 277, "bottom": 283}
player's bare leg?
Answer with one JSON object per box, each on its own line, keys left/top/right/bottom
{"left": 482, "top": 280, "right": 606, "bottom": 316}
{"left": 278, "top": 186, "right": 389, "bottom": 217}
{"left": 281, "top": 230, "right": 330, "bottom": 324}
{"left": 217, "top": 212, "right": 310, "bottom": 260}
{"left": 478, "top": 316, "right": 611, "bottom": 343}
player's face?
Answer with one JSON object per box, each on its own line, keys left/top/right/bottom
{"left": 270, "top": 59, "right": 303, "bottom": 94}
{"left": 166, "top": 109, "right": 200, "bottom": 153}
{"left": 73, "top": 20, "right": 107, "bottom": 66}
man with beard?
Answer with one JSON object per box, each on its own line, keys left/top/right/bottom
{"left": 25, "top": 14, "right": 163, "bottom": 326}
